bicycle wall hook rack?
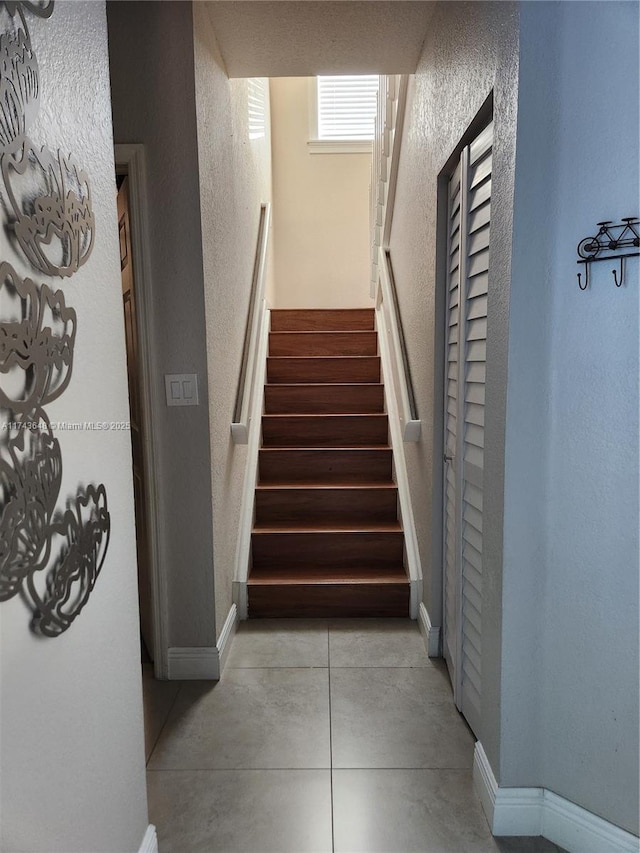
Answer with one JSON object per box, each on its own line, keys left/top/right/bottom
{"left": 577, "top": 217, "right": 639, "bottom": 290}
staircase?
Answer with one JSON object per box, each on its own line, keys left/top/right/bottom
{"left": 247, "top": 308, "right": 410, "bottom": 618}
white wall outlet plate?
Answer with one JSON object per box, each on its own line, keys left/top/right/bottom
{"left": 165, "top": 373, "right": 199, "bottom": 407}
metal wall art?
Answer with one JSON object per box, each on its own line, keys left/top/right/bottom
{"left": 577, "top": 217, "right": 639, "bottom": 290}
{"left": 2, "top": 140, "right": 95, "bottom": 276}
{"left": 0, "top": 1, "right": 111, "bottom": 637}
{"left": 0, "top": 262, "right": 76, "bottom": 411}
{"left": 0, "top": 5, "right": 40, "bottom": 154}
{"left": 0, "top": 262, "right": 111, "bottom": 636}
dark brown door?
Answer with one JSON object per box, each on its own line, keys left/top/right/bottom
{"left": 118, "top": 176, "right": 154, "bottom": 659}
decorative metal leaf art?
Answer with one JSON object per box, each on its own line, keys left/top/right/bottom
{"left": 2, "top": 2, "right": 54, "bottom": 19}
{"left": 0, "top": 412, "right": 61, "bottom": 600}
{"left": 26, "top": 483, "right": 110, "bottom": 637}
{"left": 3, "top": 140, "right": 95, "bottom": 277}
{"left": 0, "top": 5, "right": 40, "bottom": 155}
{"left": 0, "top": 263, "right": 111, "bottom": 635}
{"left": 0, "top": 0, "right": 112, "bottom": 637}
{"left": 0, "top": 262, "right": 76, "bottom": 411}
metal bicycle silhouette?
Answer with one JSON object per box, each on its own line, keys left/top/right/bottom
{"left": 577, "top": 217, "right": 640, "bottom": 290}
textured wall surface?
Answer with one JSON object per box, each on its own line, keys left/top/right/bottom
{"left": 389, "top": 0, "right": 519, "bottom": 774}
{"left": 0, "top": 3, "right": 148, "bottom": 850}
{"left": 393, "top": 0, "right": 639, "bottom": 835}
{"left": 512, "top": 0, "right": 638, "bottom": 833}
{"left": 107, "top": 1, "right": 217, "bottom": 648}
{"left": 270, "top": 77, "right": 373, "bottom": 309}
{"left": 194, "top": 4, "right": 273, "bottom": 641}
{"left": 206, "top": 1, "right": 435, "bottom": 77}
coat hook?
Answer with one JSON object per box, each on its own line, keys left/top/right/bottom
{"left": 578, "top": 264, "right": 589, "bottom": 290}
{"left": 612, "top": 256, "right": 624, "bottom": 287}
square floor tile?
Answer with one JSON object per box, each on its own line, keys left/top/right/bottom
{"left": 148, "top": 668, "right": 330, "bottom": 770}
{"left": 333, "top": 769, "right": 560, "bottom": 852}
{"left": 329, "top": 618, "right": 432, "bottom": 668}
{"left": 227, "top": 619, "right": 329, "bottom": 668}
{"left": 148, "top": 769, "right": 332, "bottom": 852}
{"left": 141, "top": 663, "right": 180, "bottom": 763}
{"left": 330, "top": 667, "right": 474, "bottom": 769}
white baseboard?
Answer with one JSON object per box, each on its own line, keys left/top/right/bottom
{"left": 233, "top": 579, "right": 248, "bottom": 621}
{"left": 168, "top": 646, "right": 219, "bottom": 680}
{"left": 375, "top": 301, "right": 423, "bottom": 621}
{"left": 138, "top": 824, "right": 158, "bottom": 853}
{"left": 217, "top": 603, "right": 238, "bottom": 674}
{"left": 167, "top": 605, "right": 238, "bottom": 680}
{"left": 418, "top": 602, "right": 441, "bottom": 657}
{"left": 232, "top": 305, "right": 270, "bottom": 619}
{"left": 542, "top": 791, "right": 640, "bottom": 853}
{"left": 473, "top": 743, "right": 640, "bottom": 853}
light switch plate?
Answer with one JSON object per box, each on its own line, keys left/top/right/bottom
{"left": 165, "top": 373, "right": 199, "bottom": 407}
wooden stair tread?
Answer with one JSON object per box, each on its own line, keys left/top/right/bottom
{"left": 263, "top": 412, "right": 387, "bottom": 419}
{"left": 252, "top": 522, "right": 402, "bottom": 533}
{"left": 267, "top": 355, "right": 378, "bottom": 361}
{"left": 262, "top": 414, "right": 389, "bottom": 447}
{"left": 271, "top": 329, "right": 374, "bottom": 334}
{"left": 267, "top": 357, "right": 381, "bottom": 385}
{"left": 256, "top": 480, "right": 394, "bottom": 489}
{"left": 270, "top": 308, "right": 375, "bottom": 332}
{"left": 255, "top": 483, "right": 397, "bottom": 491}
{"left": 259, "top": 444, "right": 391, "bottom": 451}
{"left": 269, "top": 331, "right": 377, "bottom": 357}
{"left": 265, "top": 382, "right": 383, "bottom": 388}
{"left": 248, "top": 570, "right": 408, "bottom": 584}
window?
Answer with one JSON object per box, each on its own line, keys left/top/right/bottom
{"left": 247, "top": 78, "right": 267, "bottom": 140}
{"left": 308, "top": 75, "right": 379, "bottom": 154}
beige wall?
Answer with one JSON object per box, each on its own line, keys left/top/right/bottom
{"left": 270, "top": 77, "right": 373, "bottom": 309}
{"left": 194, "top": 5, "right": 273, "bottom": 641}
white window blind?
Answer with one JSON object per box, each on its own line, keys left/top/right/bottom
{"left": 247, "top": 78, "right": 266, "bottom": 140}
{"left": 316, "top": 75, "right": 379, "bottom": 141}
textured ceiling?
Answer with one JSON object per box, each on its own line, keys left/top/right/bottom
{"left": 204, "top": 2, "right": 435, "bottom": 77}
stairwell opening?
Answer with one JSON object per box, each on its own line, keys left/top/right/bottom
{"left": 244, "top": 76, "right": 411, "bottom": 619}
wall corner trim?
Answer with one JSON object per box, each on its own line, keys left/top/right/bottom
{"left": 418, "top": 602, "right": 441, "bottom": 657}
{"left": 167, "top": 605, "right": 238, "bottom": 680}
{"left": 167, "top": 647, "right": 219, "bottom": 680}
{"left": 473, "top": 743, "right": 640, "bottom": 853}
{"left": 217, "top": 603, "right": 238, "bottom": 675}
{"left": 138, "top": 824, "right": 158, "bottom": 853}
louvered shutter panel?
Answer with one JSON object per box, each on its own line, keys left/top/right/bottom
{"left": 443, "top": 121, "right": 492, "bottom": 738}
{"left": 443, "top": 159, "right": 462, "bottom": 677}
{"left": 247, "top": 79, "right": 267, "bottom": 140}
{"left": 317, "top": 76, "right": 379, "bottom": 140}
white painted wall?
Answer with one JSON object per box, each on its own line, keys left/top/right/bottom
{"left": 270, "top": 77, "right": 373, "bottom": 309}
{"left": 0, "top": 3, "right": 148, "bottom": 850}
{"left": 107, "top": 1, "right": 217, "bottom": 652}
{"left": 505, "top": 0, "right": 639, "bottom": 834}
{"left": 194, "top": 4, "right": 273, "bottom": 641}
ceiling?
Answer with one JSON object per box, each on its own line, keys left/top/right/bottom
{"left": 204, "top": 1, "right": 435, "bottom": 78}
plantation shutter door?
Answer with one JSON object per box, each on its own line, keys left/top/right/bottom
{"left": 443, "top": 120, "right": 492, "bottom": 737}
{"left": 443, "top": 158, "right": 462, "bottom": 683}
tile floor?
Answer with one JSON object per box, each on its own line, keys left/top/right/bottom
{"left": 143, "top": 618, "right": 566, "bottom": 853}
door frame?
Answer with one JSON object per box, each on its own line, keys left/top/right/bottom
{"left": 115, "top": 144, "right": 168, "bottom": 679}
{"left": 435, "top": 95, "right": 493, "bottom": 701}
